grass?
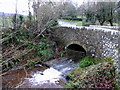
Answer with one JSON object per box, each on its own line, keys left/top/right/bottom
{"left": 79, "top": 57, "right": 99, "bottom": 68}
{"left": 0, "top": 16, "right": 31, "bottom": 28}
{"left": 0, "top": 17, "right": 13, "bottom": 28}
{"left": 77, "top": 16, "right": 86, "bottom": 18}
{"left": 76, "top": 22, "right": 83, "bottom": 26}
{"left": 58, "top": 19, "right": 79, "bottom": 23}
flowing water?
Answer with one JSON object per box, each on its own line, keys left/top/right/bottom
{"left": 2, "top": 58, "right": 79, "bottom": 88}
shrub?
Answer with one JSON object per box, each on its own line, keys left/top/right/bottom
{"left": 79, "top": 57, "right": 99, "bottom": 68}
{"left": 61, "top": 17, "right": 82, "bottom": 21}
{"left": 76, "top": 22, "right": 83, "bottom": 26}
{"left": 27, "top": 44, "right": 35, "bottom": 49}
{"left": 37, "top": 39, "right": 55, "bottom": 61}
{"left": 27, "top": 60, "right": 35, "bottom": 67}
{"left": 65, "top": 59, "right": 118, "bottom": 89}
{"left": 103, "top": 57, "right": 114, "bottom": 64}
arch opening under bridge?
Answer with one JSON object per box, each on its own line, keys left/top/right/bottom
{"left": 66, "top": 44, "right": 86, "bottom": 61}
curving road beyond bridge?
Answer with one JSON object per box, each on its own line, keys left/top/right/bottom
{"left": 58, "top": 20, "right": 81, "bottom": 27}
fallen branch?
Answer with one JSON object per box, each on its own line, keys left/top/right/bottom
{"left": 1, "top": 30, "right": 21, "bottom": 43}
{"left": 2, "top": 48, "right": 34, "bottom": 65}
{"left": 3, "top": 42, "right": 33, "bottom": 57}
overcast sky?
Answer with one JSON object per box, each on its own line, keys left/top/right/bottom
{"left": 0, "top": 0, "right": 118, "bottom": 15}
{"left": 0, "top": 0, "right": 85, "bottom": 15}
{"left": 0, "top": 0, "right": 29, "bottom": 15}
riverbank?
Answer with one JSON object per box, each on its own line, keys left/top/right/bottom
{"left": 64, "top": 57, "right": 119, "bottom": 89}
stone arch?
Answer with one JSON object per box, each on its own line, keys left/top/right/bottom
{"left": 65, "top": 41, "right": 86, "bottom": 51}
{"left": 66, "top": 42, "right": 86, "bottom": 61}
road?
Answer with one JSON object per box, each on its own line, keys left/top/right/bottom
{"left": 58, "top": 20, "right": 81, "bottom": 27}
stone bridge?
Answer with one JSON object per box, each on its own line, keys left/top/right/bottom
{"left": 53, "top": 26, "right": 119, "bottom": 70}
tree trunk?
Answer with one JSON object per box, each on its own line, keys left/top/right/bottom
{"left": 109, "top": 20, "right": 113, "bottom": 26}
{"left": 100, "top": 21, "right": 105, "bottom": 26}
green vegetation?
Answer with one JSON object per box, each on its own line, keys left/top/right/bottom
{"left": 58, "top": 19, "right": 79, "bottom": 23}
{"left": 2, "top": 24, "right": 66, "bottom": 72}
{"left": 79, "top": 57, "right": 99, "bottom": 68}
{"left": 26, "top": 60, "right": 36, "bottom": 67}
{"left": 76, "top": 22, "right": 83, "bottom": 26}
{"left": 77, "top": 16, "right": 86, "bottom": 19}
{"left": 2, "top": 30, "right": 35, "bottom": 71}
{"left": 0, "top": 17, "right": 13, "bottom": 28}
{"left": 26, "top": 59, "right": 41, "bottom": 67}
{"left": 36, "top": 38, "right": 55, "bottom": 61}
{"left": 1, "top": 12, "right": 66, "bottom": 72}
{"left": 77, "top": 16, "right": 82, "bottom": 18}
{"left": 1, "top": 1, "right": 120, "bottom": 88}
{"left": 65, "top": 57, "right": 119, "bottom": 89}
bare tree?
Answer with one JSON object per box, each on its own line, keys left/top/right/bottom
{"left": 28, "top": 0, "right": 32, "bottom": 22}
{"left": 80, "top": 1, "right": 117, "bottom": 26}
{"left": 12, "top": 0, "right": 18, "bottom": 29}
{"left": 32, "top": 0, "right": 59, "bottom": 34}
{"left": 96, "top": 2, "right": 116, "bottom": 26}
{"left": 116, "top": 1, "right": 120, "bottom": 25}
{"left": 2, "top": 12, "right": 5, "bottom": 27}
{"left": 78, "top": 2, "right": 97, "bottom": 24}
{"left": 56, "top": 1, "right": 77, "bottom": 18}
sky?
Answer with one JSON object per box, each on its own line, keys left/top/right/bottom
{"left": 0, "top": 0, "right": 85, "bottom": 15}
{"left": 0, "top": 0, "right": 118, "bottom": 15}
{"left": 0, "top": 0, "right": 29, "bottom": 15}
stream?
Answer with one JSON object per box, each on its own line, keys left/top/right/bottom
{"left": 2, "top": 58, "right": 79, "bottom": 88}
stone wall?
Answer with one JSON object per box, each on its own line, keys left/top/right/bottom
{"left": 53, "top": 26, "right": 120, "bottom": 86}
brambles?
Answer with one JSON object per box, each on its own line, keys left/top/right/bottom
{"left": 26, "top": 60, "right": 36, "bottom": 67}
{"left": 65, "top": 57, "right": 119, "bottom": 89}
